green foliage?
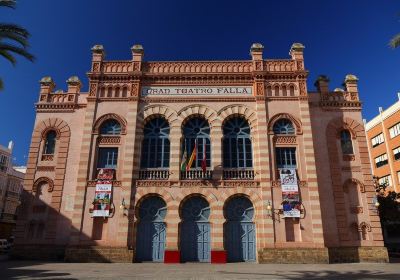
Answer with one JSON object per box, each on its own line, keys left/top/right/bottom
{"left": 389, "top": 33, "right": 400, "bottom": 49}
{"left": 0, "top": 0, "right": 35, "bottom": 90}
{"left": 374, "top": 178, "right": 400, "bottom": 222}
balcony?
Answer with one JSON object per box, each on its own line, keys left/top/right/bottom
{"left": 181, "top": 170, "right": 212, "bottom": 180}
{"left": 223, "top": 169, "right": 255, "bottom": 180}
{"left": 139, "top": 169, "right": 170, "bottom": 180}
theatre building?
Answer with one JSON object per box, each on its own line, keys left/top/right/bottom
{"left": 13, "top": 43, "right": 388, "bottom": 263}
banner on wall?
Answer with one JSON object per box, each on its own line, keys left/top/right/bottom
{"left": 279, "top": 168, "right": 298, "bottom": 192}
{"left": 282, "top": 192, "right": 301, "bottom": 218}
{"left": 280, "top": 168, "right": 301, "bottom": 218}
{"left": 93, "top": 181, "right": 112, "bottom": 217}
{"left": 97, "top": 168, "right": 114, "bottom": 180}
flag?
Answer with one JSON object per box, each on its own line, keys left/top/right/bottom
{"left": 186, "top": 140, "right": 197, "bottom": 171}
{"left": 180, "top": 142, "right": 188, "bottom": 172}
{"left": 201, "top": 142, "right": 207, "bottom": 173}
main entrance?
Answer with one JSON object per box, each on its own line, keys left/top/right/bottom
{"left": 180, "top": 196, "right": 211, "bottom": 262}
{"left": 224, "top": 196, "right": 256, "bottom": 262}
{"left": 136, "top": 196, "right": 167, "bottom": 262}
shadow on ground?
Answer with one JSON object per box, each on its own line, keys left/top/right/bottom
{"left": 0, "top": 260, "right": 76, "bottom": 280}
{"left": 218, "top": 269, "right": 399, "bottom": 280}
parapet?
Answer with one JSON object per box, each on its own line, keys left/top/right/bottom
{"left": 38, "top": 76, "right": 82, "bottom": 105}
{"left": 315, "top": 74, "right": 361, "bottom": 108}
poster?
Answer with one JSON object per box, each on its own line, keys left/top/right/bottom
{"left": 93, "top": 181, "right": 112, "bottom": 217}
{"left": 97, "top": 168, "right": 114, "bottom": 180}
{"left": 280, "top": 168, "right": 301, "bottom": 218}
{"left": 279, "top": 168, "right": 298, "bottom": 192}
{"left": 282, "top": 192, "right": 301, "bottom": 218}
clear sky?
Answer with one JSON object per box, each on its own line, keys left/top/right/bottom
{"left": 0, "top": 0, "right": 399, "bottom": 165}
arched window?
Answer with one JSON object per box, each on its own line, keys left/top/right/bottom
{"left": 44, "top": 130, "right": 56, "bottom": 154}
{"left": 100, "top": 119, "right": 121, "bottom": 135}
{"left": 182, "top": 117, "right": 211, "bottom": 169}
{"left": 340, "top": 130, "right": 354, "bottom": 154}
{"left": 273, "top": 119, "right": 295, "bottom": 135}
{"left": 141, "top": 117, "right": 170, "bottom": 168}
{"left": 289, "top": 85, "right": 295, "bottom": 96}
{"left": 223, "top": 117, "right": 252, "bottom": 168}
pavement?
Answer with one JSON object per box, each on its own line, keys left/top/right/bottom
{"left": 0, "top": 261, "right": 399, "bottom": 280}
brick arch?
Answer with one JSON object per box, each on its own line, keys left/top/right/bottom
{"left": 326, "top": 117, "right": 364, "bottom": 140}
{"left": 33, "top": 177, "right": 54, "bottom": 193}
{"left": 177, "top": 192, "right": 217, "bottom": 221}
{"left": 92, "top": 113, "right": 127, "bottom": 134}
{"left": 133, "top": 193, "right": 169, "bottom": 221}
{"left": 138, "top": 105, "right": 179, "bottom": 128}
{"left": 218, "top": 104, "right": 257, "bottom": 131}
{"left": 218, "top": 188, "right": 263, "bottom": 220}
{"left": 134, "top": 187, "right": 175, "bottom": 207}
{"left": 268, "top": 113, "right": 302, "bottom": 135}
{"left": 222, "top": 193, "right": 257, "bottom": 221}
{"left": 177, "top": 104, "right": 218, "bottom": 128}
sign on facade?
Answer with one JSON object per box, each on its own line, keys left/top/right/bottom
{"left": 280, "top": 168, "right": 301, "bottom": 218}
{"left": 93, "top": 181, "right": 112, "bottom": 217}
{"left": 92, "top": 168, "right": 114, "bottom": 217}
{"left": 141, "top": 86, "right": 253, "bottom": 96}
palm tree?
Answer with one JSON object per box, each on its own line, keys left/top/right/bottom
{"left": 0, "top": 0, "right": 34, "bottom": 90}
{"left": 390, "top": 34, "right": 400, "bottom": 49}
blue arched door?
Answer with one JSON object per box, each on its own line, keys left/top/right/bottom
{"left": 180, "top": 196, "right": 211, "bottom": 262}
{"left": 224, "top": 196, "right": 256, "bottom": 262}
{"left": 136, "top": 196, "right": 167, "bottom": 262}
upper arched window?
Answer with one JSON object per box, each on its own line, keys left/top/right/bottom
{"left": 141, "top": 117, "right": 170, "bottom": 168}
{"left": 44, "top": 130, "right": 56, "bottom": 154}
{"left": 182, "top": 117, "right": 211, "bottom": 169}
{"left": 100, "top": 119, "right": 121, "bottom": 135}
{"left": 273, "top": 119, "right": 295, "bottom": 135}
{"left": 340, "top": 130, "right": 354, "bottom": 154}
{"left": 223, "top": 117, "right": 253, "bottom": 168}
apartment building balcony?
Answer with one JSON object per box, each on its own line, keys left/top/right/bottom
{"left": 139, "top": 169, "right": 170, "bottom": 180}
{"left": 223, "top": 168, "right": 255, "bottom": 180}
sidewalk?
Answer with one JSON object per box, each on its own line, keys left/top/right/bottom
{"left": 0, "top": 261, "right": 399, "bottom": 280}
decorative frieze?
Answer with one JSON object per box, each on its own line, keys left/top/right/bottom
{"left": 97, "top": 136, "right": 121, "bottom": 145}
{"left": 36, "top": 166, "right": 55, "bottom": 172}
{"left": 274, "top": 135, "right": 297, "bottom": 144}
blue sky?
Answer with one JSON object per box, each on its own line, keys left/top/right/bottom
{"left": 0, "top": 0, "right": 399, "bottom": 165}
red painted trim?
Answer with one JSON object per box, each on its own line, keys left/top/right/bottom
{"left": 211, "top": 250, "right": 227, "bottom": 263}
{"left": 164, "top": 250, "right": 180, "bottom": 263}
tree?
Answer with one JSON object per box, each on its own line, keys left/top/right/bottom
{"left": 389, "top": 34, "right": 400, "bottom": 49}
{"left": 0, "top": 0, "right": 34, "bottom": 90}
{"left": 373, "top": 176, "right": 400, "bottom": 222}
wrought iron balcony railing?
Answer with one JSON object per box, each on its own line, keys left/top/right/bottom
{"left": 139, "top": 169, "right": 170, "bottom": 180}
{"left": 223, "top": 169, "right": 255, "bottom": 180}
{"left": 180, "top": 170, "right": 212, "bottom": 180}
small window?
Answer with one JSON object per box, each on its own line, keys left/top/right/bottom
{"left": 100, "top": 119, "right": 121, "bottom": 135}
{"left": 378, "top": 175, "right": 392, "bottom": 187}
{"left": 375, "top": 153, "right": 388, "bottom": 168}
{"left": 275, "top": 147, "right": 296, "bottom": 168}
{"left": 397, "top": 171, "right": 400, "bottom": 184}
{"left": 389, "top": 122, "right": 400, "bottom": 139}
{"left": 0, "top": 155, "right": 8, "bottom": 172}
{"left": 273, "top": 119, "right": 295, "bottom": 135}
{"left": 393, "top": 147, "right": 400, "bottom": 161}
{"left": 44, "top": 130, "right": 57, "bottom": 154}
{"left": 340, "top": 130, "right": 353, "bottom": 155}
{"left": 371, "top": 133, "right": 384, "bottom": 148}
{"left": 97, "top": 148, "right": 118, "bottom": 169}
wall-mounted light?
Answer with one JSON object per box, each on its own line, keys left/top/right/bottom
{"left": 266, "top": 200, "right": 281, "bottom": 221}
{"left": 372, "top": 196, "right": 380, "bottom": 208}
{"left": 120, "top": 198, "right": 129, "bottom": 216}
